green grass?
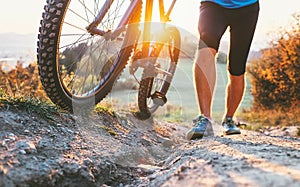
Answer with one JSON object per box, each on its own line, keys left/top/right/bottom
{"left": 94, "top": 101, "right": 116, "bottom": 117}
{"left": 0, "top": 89, "right": 59, "bottom": 121}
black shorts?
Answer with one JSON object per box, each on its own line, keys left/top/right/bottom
{"left": 198, "top": 2, "right": 259, "bottom": 75}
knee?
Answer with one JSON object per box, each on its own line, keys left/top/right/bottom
{"left": 229, "top": 73, "right": 245, "bottom": 83}
{"left": 198, "top": 31, "right": 219, "bottom": 51}
{"left": 228, "top": 66, "right": 246, "bottom": 76}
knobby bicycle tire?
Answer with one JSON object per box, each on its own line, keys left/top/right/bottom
{"left": 37, "top": 0, "right": 142, "bottom": 112}
{"left": 137, "top": 27, "right": 181, "bottom": 120}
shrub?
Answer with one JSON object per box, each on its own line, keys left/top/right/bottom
{"left": 248, "top": 13, "right": 300, "bottom": 111}
{"left": 0, "top": 62, "right": 48, "bottom": 100}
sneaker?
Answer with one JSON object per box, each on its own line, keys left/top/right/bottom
{"left": 222, "top": 117, "right": 241, "bottom": 135}
{"left": 186, "top": 115, "right": 214, "bottom": 140}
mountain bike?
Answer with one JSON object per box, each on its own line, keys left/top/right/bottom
{"left": 37, "top": 0, "right": 181, "bottom": 120}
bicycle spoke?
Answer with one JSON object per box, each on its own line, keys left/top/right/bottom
{"left": 59, "top": 35, "right": 92, "bottom": 50}
{"left": 77, "top": 0, "right": 96, "bottom": 18}
{"left": 68, "top": 8, "right": 90, "bottom": 23}
{"left": 63, "top": 21, "right": 87, "bottom": 32}
{"left": 83, "top": 0, "right": 91, "bottom": 23}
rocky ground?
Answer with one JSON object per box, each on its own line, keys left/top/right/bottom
{"left": 0, "top": 106, "right": 299, "bottom": 186}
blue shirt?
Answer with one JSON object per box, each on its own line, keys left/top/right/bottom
{"left": 201, "top": 0, "right": 258, "bottom": 8}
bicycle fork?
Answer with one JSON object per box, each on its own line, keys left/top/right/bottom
{"left": 130, "top": 39, "right": 172, "bottom": 106}
{"left": 128, "top": 0, "right": 179, "bottom": 107}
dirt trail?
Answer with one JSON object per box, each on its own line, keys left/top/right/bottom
{"left": 0, "top": 107, "right": 299, "bottom": 186}
{"left": 142, "top": 131, "right": 300, "bottom": 186}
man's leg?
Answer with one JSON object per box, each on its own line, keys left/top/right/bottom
{"left": 186, "top": 47, "right": 217, "bottom": 140}
{"left": 224, "top": 2, "right": 259, "bottom": 118}
{"left": 222, "top": 2, "right": 259, "bottom": 135}
{"left": 186, "top": 2, "right": 227, "bottom": 140}
{"left": 222, "top": 73, "right": 245, "bottom": 135}
{"left": 195, "top": 2, "right": 227, "bottom": 119}
{"left": 225, "top": 74, "right": 245, "bottom": 117}
{"left": 194, "top": 48, "right": 217, "bottom": 119}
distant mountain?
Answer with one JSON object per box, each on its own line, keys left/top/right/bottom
{"left": 0, "top": 32, "right": 36, "bottom": 54}
{"left": 0, "top": 32, "right": 37, "bottom": 68}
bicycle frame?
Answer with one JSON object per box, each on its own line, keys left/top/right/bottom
{"left": 143, "top": 0, "right": 177, "bottom": 44}
{"left": 86, "top": 0, "right": 178, "bottom": 84}
{"left": 87, "top": 0, "right": 177, "bottom": 48}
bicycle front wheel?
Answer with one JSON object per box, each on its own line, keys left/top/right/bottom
{"left": 37, "top": 0, "right": 141, "bottom": 112}
{"left": 137, "top": 27, "right": 181, "bottom": 120}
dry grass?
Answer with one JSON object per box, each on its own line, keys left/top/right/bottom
{"left": 0, "top": 62, "right": 48, "bottom": 99}
{"left": 238, "top": 107, "right": 300, "bottom": 134}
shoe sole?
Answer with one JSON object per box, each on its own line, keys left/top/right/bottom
{"left": 223, "top": 131, "right": 241, "bottom": 135}
{"left": 187, "top": 132, "right": 204, "bottom": 140}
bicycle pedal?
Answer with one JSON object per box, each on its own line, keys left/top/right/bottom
{"left": 151, "top": 91, "right": 167, "bottom": 106}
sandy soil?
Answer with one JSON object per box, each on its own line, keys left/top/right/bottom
{"left": 0, "top": 107, "right": 299, "bottom": 186}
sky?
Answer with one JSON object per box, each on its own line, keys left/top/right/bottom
{"left": 0, "top": 0, "right": 300, "bottom": 50}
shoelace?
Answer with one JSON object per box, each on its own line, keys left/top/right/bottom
{"left": 193, "top": 115, "right": 208, "bottom": 127}
{"left": 225, "top": 119, "right": 236, "bottom": 128}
